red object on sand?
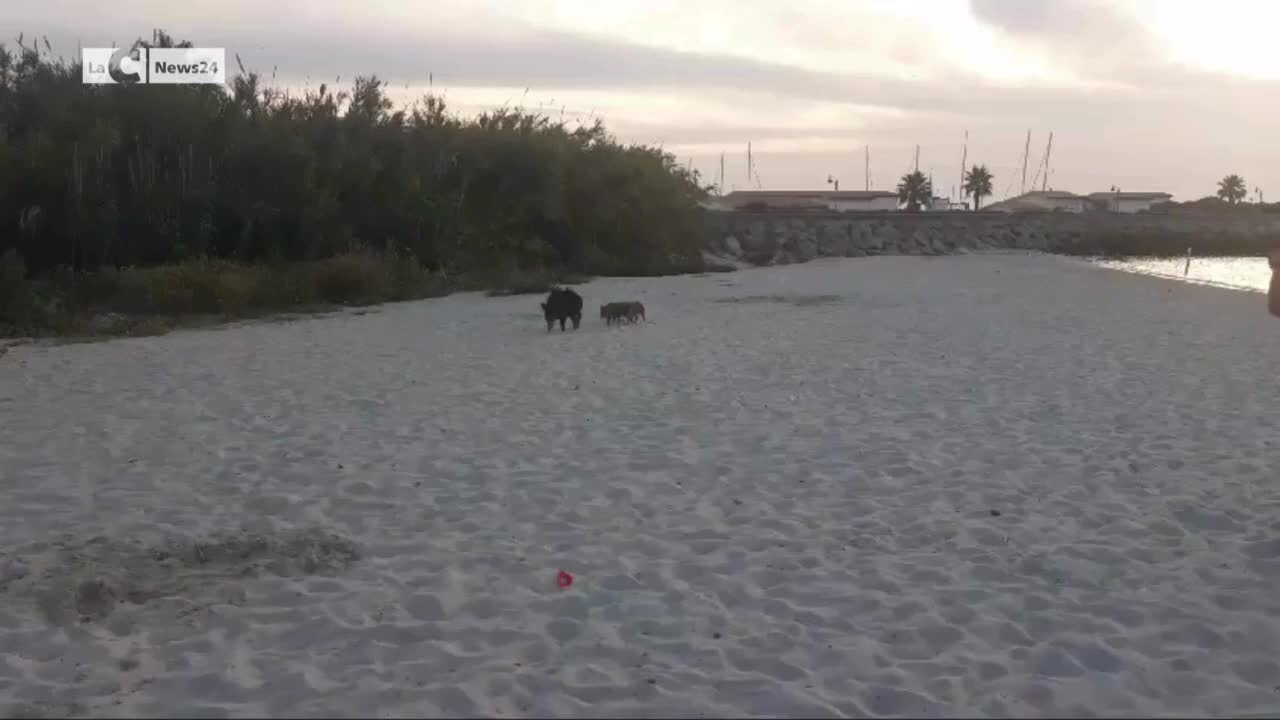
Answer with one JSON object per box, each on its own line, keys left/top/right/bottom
{"left": 557, "top": 570, "right": 574, "bottom": 589}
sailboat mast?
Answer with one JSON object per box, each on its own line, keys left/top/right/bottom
{"left": 1041, "top": 131, "right": 1054, "bottom": 191}
{"left": 958, "top": 130, "right": 968, "bottom": 204}
{"left": 914, "top": 145, "right": 920, "bottom": 173}
{"left": 719, "top": 152, "right": 725, "bottom": 195}
{"left": 1020, "top": 130, "right": 1031, "bottom": 194}
{"left": 865, "top": 146, "right": 871, "bottom": 191}
{"left": 865, "top": 146, "right": 869, "bottom": 191}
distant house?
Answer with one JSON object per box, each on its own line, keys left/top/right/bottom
{"left": 985, "top": 190, "right": 1089, "bottom": 214}
{"left": 713, "top": 190, "right": 899, "bottom": 213}
{"left": 928, "top": 196, "right": 967, "bottom": 211}
{"left": 829, "top": 191, "right": 900, "bottom": 213}
{"left": 1086, "top": 191, "right": 1174, "bottom": 214}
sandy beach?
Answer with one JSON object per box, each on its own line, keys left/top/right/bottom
{"left": 1, "top": 252, "right": 1279, "bottom": 718}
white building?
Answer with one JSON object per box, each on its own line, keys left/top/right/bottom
{"left": 714, "top": 190, "right": 899, "bottom": 213}
{"left": 985, "top": 190, "right": 1089, "bottom": 213}
{"left": 1086, "top": 191, "right": 1174, "bottom": 214}
{"left": 928, "top": 196, "right": 967, "bottom": 211}
{"left": 829, "top": 191, "right": 900, "bottom": 212}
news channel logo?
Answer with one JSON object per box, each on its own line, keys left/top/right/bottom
{"left": 82, "top": 47, "right": 226, "bottom": 85}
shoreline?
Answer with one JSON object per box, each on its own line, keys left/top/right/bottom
{"left": 1081, "top": 255, "right": 1269, "bottom": 294}
{"left": 2, "top": 251, "right": 1269, "bottom": 349}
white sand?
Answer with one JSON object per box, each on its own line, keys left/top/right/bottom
{"left": 1, "top": 253, "right": 1279, "bottom": 718}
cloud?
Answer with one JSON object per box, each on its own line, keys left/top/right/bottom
{"left": 13, "top": 0, "right": 1268, "bottom": 118}
{"left": 969, "top": 0, "right": 1126, "bottom": 37}
{"left": 4, "top": 0, "right": 1278, "bottom": 201}
{"left": 27, "top": 10, "right": 1224, "bottom": 132}
{"left": 968, "top": 0, "right": 1165, "bottom": 81}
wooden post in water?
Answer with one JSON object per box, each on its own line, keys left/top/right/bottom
{"left": 1184, "top": 247, "right": 1192, "bottom": 277}
{"left": 1269, "top": 250, "right": 1280, "bottom": 317}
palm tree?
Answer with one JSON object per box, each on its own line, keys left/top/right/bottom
{"left": 962, "top": 165, "right": 994, "bottom": 211}
{"left": 897, "top": 170, "right": 932, "bottom": 212}
{"left": 1217, "top": 174, "right": 1247, "bottom": 204}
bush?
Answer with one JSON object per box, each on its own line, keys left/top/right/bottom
{"left": 0, "top": 32, "right": 713, "bottom": 302}
{"left": 0, "top": 249, "right": 26, "bottom": 315}
{"left": 481, "top": 267, "right": 591, "bottom": 297}
{"left": 0, "top": 251, "right": 450, "bottom": 337}
{"left": 309, "top": 253, "right": 387, "bottom": 305}
{"left": 97, "top": 259, "right": 258, "bottom": 316}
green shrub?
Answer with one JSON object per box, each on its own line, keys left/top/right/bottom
{"left": 0, "top": 33, "right": 712, "bottom": 297}
{"left": 481, "top": 267, "right": 591, "bottom": 297}
{"left": 0, "top": 251, "right": 452, "bottom": 338}
{"left": 0, "top": 30, "right": 721, "bottom": 338}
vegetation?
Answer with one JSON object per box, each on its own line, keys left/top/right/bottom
{"left": 962, "top": 165, "right": 994, "bottom": 211}
{"left": 897, "top": 171, "right": 932, "bottom": 212}
{"left": 1217, "top": 174, "right": 1248, "bottom": 204}
{"left": 1150, "top": 196, "right": 1280, "bottom": 214}
{"left": 0, "top": 32, "right": 712, "bottom": 337}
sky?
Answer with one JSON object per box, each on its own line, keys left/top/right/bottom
{"left": 7, "top": 0, "right": 1280, "bottom": 202}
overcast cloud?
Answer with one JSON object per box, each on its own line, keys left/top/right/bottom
{"left": 6, "top": 0, "right": 1278, "bottom": 200}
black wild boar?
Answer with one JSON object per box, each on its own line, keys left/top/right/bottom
{"left": 541, "top": 287, "right": 583, "bottom": 332}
